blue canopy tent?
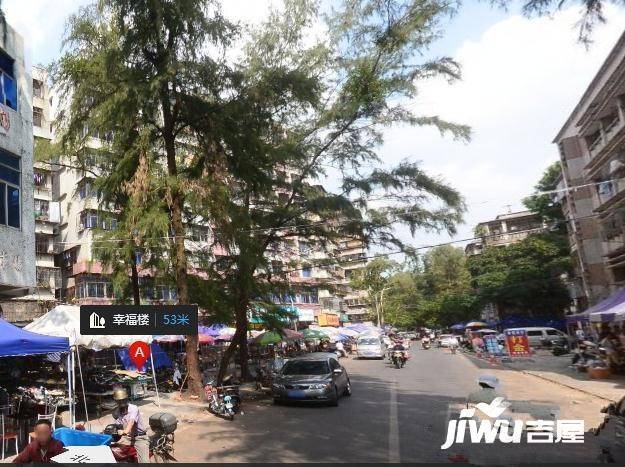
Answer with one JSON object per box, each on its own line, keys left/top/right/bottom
{"left": 490, "top": 315, "right": 566, "bottom": 331}
{"left": 0, "top": 318, "right": 74, "bottom": 427}
{"left": 566, "top": 288, "right": 625, "bottom": 324}
{"left": 0, "top": 318, "right": 69, "bottom": 357}
{"left": 117, "top": 343, "right": 173, "bottom": 371}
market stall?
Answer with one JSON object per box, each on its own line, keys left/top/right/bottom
{"left": 0, "top": 318, "right": 70, "bottom": 454}
{"left": 24, "top": 305, "right": 157, "bottom": 418}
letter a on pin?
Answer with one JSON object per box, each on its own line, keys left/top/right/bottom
{"left": 129, "top": 341, "right": 151, "bottom": 371}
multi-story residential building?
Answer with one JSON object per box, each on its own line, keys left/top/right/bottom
{"left": 464, "top": 210, "right": 546, "bottom": 256}
{"left": 0, "top": 22, "right": 36, "bottom": 324}
{"left": 31, "top": 67, "right": 61, "bottom": 302}
{"left": 555, "top": 30, "right": 625, "bottom": 307}
{"left": 336, "top": 237, "right": 368, "bottom": 322}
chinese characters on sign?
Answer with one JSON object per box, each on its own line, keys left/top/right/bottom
{"left": 505, "top": 329, "right": 531, "bottom": 357}
{"left": 80, "top": 305, "right": 198, "bottom": 335}
{"left": 483, "top": 334, "right": 501, "bottom": 356}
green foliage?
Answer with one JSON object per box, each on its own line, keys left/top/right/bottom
{"left": 523, "top": 162, "right": 565, "bottom": 233}
{"left": 489, "top": 0, "right": 625, "bottom": 43}
{"left": 467, "top": 233, "right": 571, "bottom": 316}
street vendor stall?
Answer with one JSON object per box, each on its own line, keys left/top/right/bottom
{"left": 0, "top": 318, "right": 70, "bottom": 457}
{"left": 24, "top": 305, "right": 157, "bottom": 420}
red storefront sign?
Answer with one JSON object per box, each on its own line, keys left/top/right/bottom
{"left": 505, "top": 329, "right": 531, "bottom": 357}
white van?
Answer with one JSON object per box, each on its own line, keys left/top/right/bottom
{"left": 505, "top": 327, "right": 568, "bottom": 348}
{"left": 356, "top": 336, "right": 385, "bottom": 359}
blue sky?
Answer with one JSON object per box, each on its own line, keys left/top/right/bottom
{"left": 4, "top": 0, "right": 625, "bottom": 254}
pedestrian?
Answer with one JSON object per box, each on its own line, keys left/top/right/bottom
{"left": 12, "top": 419, "right": 65, "bottom": 463}
{"left": 173, "top": 363, "right": 182, "bottom": 389}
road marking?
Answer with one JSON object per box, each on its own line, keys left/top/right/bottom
{"left": 389, "top": 380, "right": 400, "bottom": 463}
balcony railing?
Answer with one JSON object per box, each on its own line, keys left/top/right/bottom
{"left": 588, "top": 115, "right": 625, "bottom": 160}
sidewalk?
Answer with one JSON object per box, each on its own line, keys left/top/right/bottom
{"left": 465, "top": 349, "right": 625, "bottom": 402}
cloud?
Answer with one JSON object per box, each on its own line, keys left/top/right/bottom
{"left": 3, "top": 0, "right": 93, "bottom": 68}
{"left": 379, "top": 4, "right": 625, "bottom": 250}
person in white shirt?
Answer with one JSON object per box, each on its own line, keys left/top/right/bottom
{"left": 113, "top": 388, "right": 149, "bottom": 463}
{"left": 335, "top": 341, "right": 347, "bottom": 358}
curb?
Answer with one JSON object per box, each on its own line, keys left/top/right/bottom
{"left": 459, "top": 351, "right": 616, "bottom": 403}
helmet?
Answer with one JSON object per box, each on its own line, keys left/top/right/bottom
{"left": 113, "top": 388, "right": 129, "bottom": 401}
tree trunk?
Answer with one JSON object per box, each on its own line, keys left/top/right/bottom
{"left": 130, "top": 249, "right": 141, "bottom": 306}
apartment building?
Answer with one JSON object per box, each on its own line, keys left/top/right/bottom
{"left": 337, "top": 237, "right": 368, "bottom": 322}
{"left": 464, "top": 210, "right": 546, "bottom": 256}
{"left": 0, "top": 22, "right": 36, "bottom": 323}
{"left": 555, "top": 30, "right": 625, "bottom": 307}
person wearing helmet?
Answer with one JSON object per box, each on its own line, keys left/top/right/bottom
{"left": 112, "top": 387, "right": 149, "bottom": 463}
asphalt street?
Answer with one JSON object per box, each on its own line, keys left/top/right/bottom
{"left": 181, "top": 348, "right": 604, "bottom": 463}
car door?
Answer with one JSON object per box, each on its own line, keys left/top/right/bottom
{"left": 329, "top": 358, "right": 346, "bottom": 392}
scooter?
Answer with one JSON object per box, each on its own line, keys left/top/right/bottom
{"left": 421, "top": 340, "right": 431, "bottom": 350}
{"left": 391, "top": 350, "right": 407, "bottom": 369}
{"left": 204, "top": 381, "right": 241, "bottom": 421}
{"left": 103, "top": 412, "right": 177, "bottom": 463}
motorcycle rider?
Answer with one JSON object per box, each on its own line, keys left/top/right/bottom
{"left": 112, "top": 388, "right": 149, "bottom": 463}
{"left": 391, "top": 341, "right": 408, "bottom": 364}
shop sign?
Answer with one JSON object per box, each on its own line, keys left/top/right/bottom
{"left": 505, "top": 329, "right": 531, "bottom": 357}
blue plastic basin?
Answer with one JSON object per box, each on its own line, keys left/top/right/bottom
{"left": 53, "top": 427, "right": 112, "bottom": 446}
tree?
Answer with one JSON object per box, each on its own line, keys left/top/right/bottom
{"left": 490, "top": 0, "right": 625, "bottom": 43}
{"left": 467, "top": 233, "right": 571, "bottom": 316}
{"left": 422, "top": 245, "right": 472, "bottom": 295}
{"left": 52, "top": 0, "right": 237, "bottom": 396}
{"left": 54, "top": 0, "right": 469, "bottom": 386}
{"left": 523, "top": 162, "right": 565, "bottom": 233}
{"left": 351, "top": 258, "right": 400, "bottom": 325}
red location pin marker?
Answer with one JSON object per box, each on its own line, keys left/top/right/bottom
{"left": 129, "top": 341, "right": 151, "bottom": 372}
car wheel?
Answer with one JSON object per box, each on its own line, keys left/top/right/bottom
{"left": 343, "top": 379, "right": 352, "bottom": 397}
{"left": 329, "top": 387, "right": 339, "bottom": 407}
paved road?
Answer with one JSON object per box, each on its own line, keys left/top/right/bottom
{"left": 182, "top": 348, "right": 603, "bottom": 463}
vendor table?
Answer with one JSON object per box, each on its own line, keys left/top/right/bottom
{"left": 52, "top": 445, "right": 117, "bottom": 463}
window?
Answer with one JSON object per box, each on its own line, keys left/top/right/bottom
{"left": 329, "top": 359, "right": 340, "bottom": 371}
{"left": 156, "top": 285, "right": 177, "bottom": 301}
{"left": 298, "top": 289, "right": 318, "bottom": 304}
{"left": 0, "top": 51, "right": 17, "bottom": 110}
{"left": 0, "top": 150, "right": 20, "bottom": 228}
{"left": 301, "top": 267, "right": 312, "bottom": 278}
{"left": 34, "top": 199, "right": 49, "bottom": 219}
{"left": 33, "top": 107, "right": 43, "bottom": 127}
{"left": 527, "top": 330, "right": 543, "bottom": 337}
{"left": 34, "top": 171, "right": 47, "bottom": 187}
{"left": 79, "top": 181, "right": 100, "bottom": 200}
{"left": 35, "top": 234, "right": 50, "bottom": 254}
{"left": 299, "top": 242, "right": 310, "bottom": 256}
{"left": 80, "top": 211, "right": 99, "bottom": 229}
{"left": 33, "top": 79, "right": 43, "bottom": 98}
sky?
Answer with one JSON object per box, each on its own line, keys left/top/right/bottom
{"left": 4, "top": 0, "right": 625, "bottom": 254}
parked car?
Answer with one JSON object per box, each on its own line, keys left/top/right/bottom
{"left": 356, "top": 336, "right": 385, "bottom": 359}
{"left": 504, "top": 327, "right": 569, "bottom": 348}
{"left": 271, "top": 353, "right": 351, "bottom": 406}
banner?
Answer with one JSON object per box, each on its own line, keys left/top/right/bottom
{"left": 483, "top": 334, "right": 501, "bottom": 356}
{"left": 505, "top": 329, "right": 531, "bottom": 357}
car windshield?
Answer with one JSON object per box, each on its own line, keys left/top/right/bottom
{"left": 281, "top": 360, "right": 330, "bottom": 375}
{"left": 358, "top": 338, "right": 380, "bottom": 346}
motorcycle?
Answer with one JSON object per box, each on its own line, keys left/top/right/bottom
{"left": 391, "top": 350, "right": 407, "bottom": 369}
{"left": 421, "top": 340, "right": 431, "bottom": 350}
{"left": 591, "top": 395, "right": 625, "bottom": 462}
{"left": 204, "top": 382, "right": 241, "bottom": 421}
{"left": 103, "top": 412, "right": 177, "bottom": 463}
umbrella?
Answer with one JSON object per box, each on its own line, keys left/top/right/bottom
{"left": 465, "top": 321, "right": 488, "bottom": 328}
{"left": 251, "top": 329, "right": 303, "bottom": 345}
{"left": 338, "top": 328, "right": 359, "bottom": 338}
{"left": 199, "top": 325, "right": 225, "bottom": 337}
{"left": 153, "top": 335, "right": 185, "bottom": 343}
{"left": 217, "top": 327, "right": 237, "bottom": 340}
{"left": 198, "top": 334, "right": 216, "bottom": 345}
{"left": 474, "top": 329, "right": 498, "bottom": 334}
{"left": 302, "top": 328, "right": 327, "bottom": 339}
